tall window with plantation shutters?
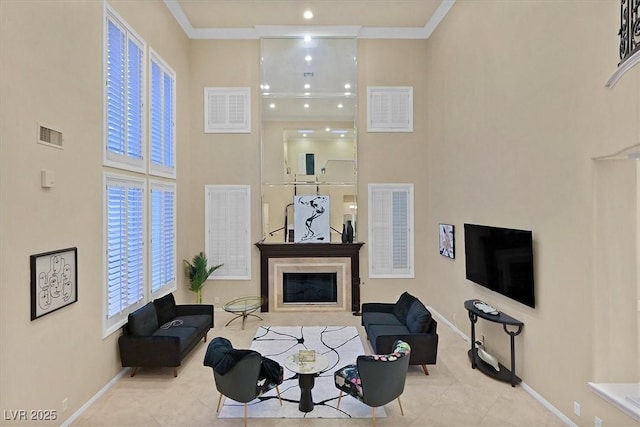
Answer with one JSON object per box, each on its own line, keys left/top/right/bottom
{"left": 368, "top": 183, "right": 414, "bottom": 278}
{"left": 104, "top": 7, "right": 146, "bottom": 172}
{"left": 104, "top": 175, "right": 146, "bottom": 333}
{"left": 149, "top": 50, "right": 175, "bottom": 178}
{"left": 150, "top": 182, "right": 176, "bottom": 297}
{"left": 102, "top": 5, "right": 177, "bottom": 336}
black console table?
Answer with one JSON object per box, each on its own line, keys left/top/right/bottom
{"left": 464, "top": 299, "right": 524, "bottom": 387}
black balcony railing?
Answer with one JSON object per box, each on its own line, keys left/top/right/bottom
{"left": 619, "top": 0, "right": 640, "bottom": 65}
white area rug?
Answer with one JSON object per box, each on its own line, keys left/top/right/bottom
{"left": 217, "top": 325, "right": 386, "bottom": 419}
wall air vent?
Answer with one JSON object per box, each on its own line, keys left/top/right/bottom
{"left": 38, "top": 125, "right": 63, "bottom": 148}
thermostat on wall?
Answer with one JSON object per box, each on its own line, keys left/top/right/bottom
{"left": 41, "top": 170, "right": 55, "bottom": 188}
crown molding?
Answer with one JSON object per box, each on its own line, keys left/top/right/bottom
{"left": 163, "top": 0, "right": 456, "bottom": 40}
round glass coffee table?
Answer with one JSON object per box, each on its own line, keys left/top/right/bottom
{"left": 223, "top": 296, "right": 263, "bottom": 330}
{"left": 284, "top": 352, "right": 329, "bottom": 412}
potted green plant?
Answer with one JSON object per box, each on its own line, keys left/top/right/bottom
{"left": 183, "top": 252, "right": 223, "bottom": 304}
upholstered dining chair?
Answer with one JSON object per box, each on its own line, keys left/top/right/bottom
{"left": 204, "top": 337, "right": 283, "bottom": 426}
{"left": 334, "top": 340, "right": 411, "bottom": 426}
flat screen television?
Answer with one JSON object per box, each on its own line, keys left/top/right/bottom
{"left": 464, "top": 224, "right": 535, "bottom": 308}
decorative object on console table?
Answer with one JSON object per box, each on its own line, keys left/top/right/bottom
{"left": 183, "top": 252, "right": 223, "bottom": 304}
{"left": 30, "top": 247, "right": 78, "bottom": 320}
{"left": 341, "top": 224, "right": 348, "bottom": 243}
{"left": 464, "top": 299, "right": 523, "bottom": 386}
{"left": 438, "top": 223, "right": 454, "bottom": 258}
{"left": 346, "top": 220, "right": 354, "bottom": 243}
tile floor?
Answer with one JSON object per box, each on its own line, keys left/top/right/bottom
{"left": 71, "top": 310, "right": 566, "bottom": 426}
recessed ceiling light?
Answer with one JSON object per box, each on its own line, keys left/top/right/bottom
{"left": 337, "top": 104, "right": 343, "bottom": 108}
{"left": 304, "top": 103, "right": 310, "bottom": 108}
{"left": 304, "top": 83, "right": 310, "bottom": 89}
{"left": 302, "top": 133, "right": 308, "bottom": 137}
{"left": 269, "top": 103, "right": 276, "bottom": 109}
{"left": 344, "top": 92, "right": 351, "bottom": 96}
{"left": 304, "top": 35, "right": 312, "bottom": 42}
{"left": 325, "top": 127, "right": 331, "bottom": 132}
{"left": 303, "top": 10, "right": 313, "bottom": 20}
{"left": 304, "top": 92, "right": 310, "bottom": 96}
{"left": 305, "top": 55, "right": 312, "bottom": 62}
{"left": 263, "top": 84, "right": 270, "bottom": 90}
{"left": 344, "top": 83, "right": 351, "bottom": 89}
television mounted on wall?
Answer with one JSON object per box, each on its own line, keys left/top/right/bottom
{"left": 464, "top": 223, "right": 535, "bottom": 308}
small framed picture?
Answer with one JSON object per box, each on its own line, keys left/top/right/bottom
{"left": 439, "top": 224, "right": 455, "bottom": 259}
{"left": 30, "top": 247, "right": 78, "bottom": 320}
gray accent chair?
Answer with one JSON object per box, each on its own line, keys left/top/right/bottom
{"left": 334, "top": 340, "right": 411, "bottom": 426}
{"left": 205, "top": 343, "right": 283, "bottom": 426}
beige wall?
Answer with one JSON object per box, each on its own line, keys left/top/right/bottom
{"left": 424, "top": 1, "right": 639, "bottom": 425}
{"left": 1, "top": 0, "right": 639, "bottom": 426}
{"left": 0, "top": 0, "right": 190, "bottom": 422}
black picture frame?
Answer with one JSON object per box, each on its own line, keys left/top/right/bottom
{"left": 439, "top": 224, "right": 455, "bottom": 259}
{"left": 30, "top": 247, "right": 78, "bottom": 320}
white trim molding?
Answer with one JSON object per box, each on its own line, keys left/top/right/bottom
{"left": 163, "top": 0, "right": 456, "bottom": 40}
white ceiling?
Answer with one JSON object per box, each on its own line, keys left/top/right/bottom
{"left": 164, "top": 0, "right": 455, "bottom": 39}
{"left": 162, "top": 0, "right": 455, "bottom": 123}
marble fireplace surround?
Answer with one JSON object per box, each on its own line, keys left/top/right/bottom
{"left": 270, "top": 257, "right": 350, "bottom": 312}
{"left": 255, "top": 243, "right": 364, "bottom": 313}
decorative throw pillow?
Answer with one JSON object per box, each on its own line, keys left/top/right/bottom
{"left": 392, "top": 292, "right": 417, "bottom": 323}
{"left": 360, "top": 340, "right": 411, "bottom": 362}
{"left": 127, "top": 303, "right": 159, "bottom": 337}
{"left": 405, "top": 300, "right": 433, "bottom": 333}
{"left": 154, "top": 293, "right": 177, "bottom": 326}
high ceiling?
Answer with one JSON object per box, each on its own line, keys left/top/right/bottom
{"left": 164, "top": 0, "right": 454, "bottom": 39}
{"left": 162, "top": 1, "right": 455, "bottom": 122}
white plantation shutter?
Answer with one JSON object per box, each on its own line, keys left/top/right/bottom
{"left": 368, "top": 184, "right": 414, "bottom": 278}
{"left": 367, "top": 87, "right": 413, "bottom": 132}
{"left": 150, "top": 182, "right": 176, "bottom": 296}
{"left": 205, "top": 185, "right": 251, "bottom": 279}
{"left": 204, "top": 88, "right": 251, "bottom": 133}
{"left": 105, "top": 176, "right": 146, "bottom": 330}
{"left": 149, "top": 51, "right": 175, "bottom": 177}
{"left": 105, "top": 8, "right": 145, "bottom": 171}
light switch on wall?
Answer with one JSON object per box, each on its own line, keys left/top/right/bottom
{"left": 41, "top": 170, "right": 55, "bottom": 188}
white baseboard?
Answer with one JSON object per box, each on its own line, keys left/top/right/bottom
{"left": 427, "top": 305, "right": 576, "bottom": 427}
{"left": 59, "top": 368, "right": 129, "bottom": 427}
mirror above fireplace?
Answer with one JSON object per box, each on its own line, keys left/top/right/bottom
{"left": 260, "top": 37, "right": 357, "bottom": 243}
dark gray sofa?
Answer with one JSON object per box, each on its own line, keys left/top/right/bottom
{"left": 118, "top": 293, "right": 213, "bottom": 377}
{"left": 362, "top": 291, "right": 438, "bottom": 375}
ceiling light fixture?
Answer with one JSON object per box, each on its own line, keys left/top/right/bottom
{"left": 304, "top": 83, "right": 310, "bottom": 89}
{"left": 344, "top": 83, "right": 351, "bottom": 89}
{"left": 304, "top": 35, "right": 312, "bottom": 42}
{"left": 304, "top": 103, "right": 310, "bottom": 108}
{"left": 337, "top": 104, "right": 343, "bottom": 108}
{"left": 305, "top": 55, "right": 312, "bottom": 62}
{"left": 303, "top": 10, "right": 313, "bottom": 20}
{"left": 269, "top": 103, "right": 276, "bottom": 109}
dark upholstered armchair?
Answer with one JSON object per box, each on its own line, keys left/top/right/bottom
{"left": 334, "top": 340, "right": 411, "bottom": 426}
{"left": 204, "top": 337, "right": 283, "bottom": 426}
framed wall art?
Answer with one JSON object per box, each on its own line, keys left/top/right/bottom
{"left": 294, "top": 195, "right": 330, "bottom": 243}
{"left": 439, "top": 224, "right": 455, "bottom": 259}
{"left": 30, "top": 247, "right": 78, "bottom": 320}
